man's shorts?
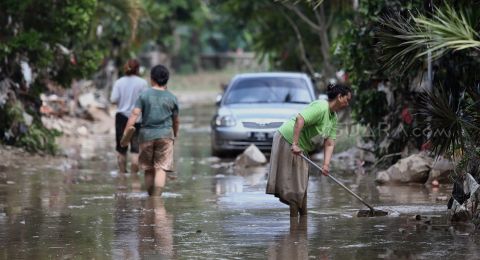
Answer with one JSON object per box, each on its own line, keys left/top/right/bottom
{"left": 139, "top": 138, "right": 174, "bottom": 171}
{"left": 115, "top": 113, "right": 140, "bottom": 154}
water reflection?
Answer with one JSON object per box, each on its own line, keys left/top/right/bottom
{"left": 213, "top": 166, "right": 267, "bottom": 195}
{"left": 139, "top": 197, "right": 174, "bottom": 259}
{"left": 112, "top": 194, "right": 140, "bottom": 259}
{"left": 2, "top": 105, "right": 480, "bottom": 259}
{"left": 376, "top": 184, "right": 450, "bottom": 204}
{"left": 115, "top": 172, "right": 142, "bottom": 193}
{"left": 214, "top": 175, "right": 243, "bottom": 194}
{"left": 267, "top": 216, "right": 309, "bottom": 260}
{"left": 235, "top": 166, "right": 267, "bottom": 187}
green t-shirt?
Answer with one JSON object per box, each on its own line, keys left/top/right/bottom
{"left": 135, "top": 88, "right": 179, "bottom": 142}
{"left": 278, "top": 100, "right": 337, "bottom": 152}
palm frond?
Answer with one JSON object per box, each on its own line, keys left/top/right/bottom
{"left": 378, "top": 4, "right": 480, "bottom": 73}
{"left": 277, "top": 0, "right": 326, "bottom": 9}
{"left": 415, "top": 86, "right": 480, "bottom": 158}
{"left": 377, "top": 12, "right": 424, "bottom": 74}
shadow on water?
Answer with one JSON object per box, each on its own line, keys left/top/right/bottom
{"left": 1, "top": 105, "right": 480, "bottom": 259}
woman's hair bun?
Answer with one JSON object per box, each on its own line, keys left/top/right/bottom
{"left": 124, "top": 59, "right": 140, "bottom": 76}
{"left": 326, "top": 83, "right": 352, "bottom": 100}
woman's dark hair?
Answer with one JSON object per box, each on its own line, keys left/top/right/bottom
{"left": 150, "top": 64, "right": 169, "bottom": 86}
{"left": 124, "top": 59, "right": 140, "bottom": 76}
{"left": 326, "top": 83, "right": 352, "bottom": 100}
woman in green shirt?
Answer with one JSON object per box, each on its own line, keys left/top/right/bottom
{"left": 266, "top": 83, "right": 352, "bottom": 217}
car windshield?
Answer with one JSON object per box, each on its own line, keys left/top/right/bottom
{"left": 223, "top": 77, "right": 312, "bottom": 105}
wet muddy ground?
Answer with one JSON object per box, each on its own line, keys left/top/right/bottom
{"left": 1, "top": 105, "right": 480, "bottom": 259}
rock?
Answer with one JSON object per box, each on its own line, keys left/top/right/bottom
{"left": 78, "top": 92, "right": 96, "bottom": 108}
{"left": 234, "top": 144, "right": 267, "bottom": 168}
{"left": 375, "top": 153, "right": 433, "bottom": 184}
{"left": 77, "top": 126, "right": 89, "bottom": 136}
{"left": 315, "top": 146, "right": 375, "bottom": 171}
{"left": 331, "top": 148, "right": 357, "bottom": 171}
{"left": 90, "top": 114, "right": 114, "bottom": 135}
{"left": 23, "top": 112, "right": 33, "bottom": 126}
{"left": 426, "top": 156, "right": 454, "bottom": 184}
{"left": 436, "top": 196, "right": 448, "bottom": 201}
{"left": 356, "top": 140, "right": 376, "bottom": 164}
{"left": 87, "top": 106, "right": 110, "bottom": 122}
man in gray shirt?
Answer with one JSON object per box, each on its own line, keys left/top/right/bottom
{"left": 110, "top": 59, "right": 147, "bottom": 174}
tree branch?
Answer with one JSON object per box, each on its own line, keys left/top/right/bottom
{"left": 281, "top": 2, "right": 322, "bottom": 32}
{"left": 280, "top": 9, "right": 316, "bottom": 76}
{"left": 314, "top": 5, "right": 334, "bottom": 79}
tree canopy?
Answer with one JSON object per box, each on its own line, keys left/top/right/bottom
{"left": 0, "top": 0, "right": 100, "bottom": 153}
{"left": 0, "top": 0, "right": 249, "bottom": 152}
{"left": 2, "top": 0, "right": 478, "bottom": 166}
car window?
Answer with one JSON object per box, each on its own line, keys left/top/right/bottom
{"left": 223, "top": 77, "right": 312, "bottom": 104}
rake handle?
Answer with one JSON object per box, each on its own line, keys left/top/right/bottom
{"left": 300, "top": 154, "right": 375, "bottom": 212}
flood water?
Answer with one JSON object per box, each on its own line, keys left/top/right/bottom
{"left": 1, "top": 105, "right": 480, "bottom": 259}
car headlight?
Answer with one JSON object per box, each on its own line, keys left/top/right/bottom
{"left": 215, "top": 115, "right": 236, "bottom": 127}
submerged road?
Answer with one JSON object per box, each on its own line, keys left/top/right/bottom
{"left": 1, "top": 105, "right": 478, "bottom": 259}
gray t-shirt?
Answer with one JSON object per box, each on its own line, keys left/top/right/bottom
{"left": 135, "top": 88, "right": 179, "bottom": 142}
{"left": 110, "top": 75, "right": 148, "bottom": 117}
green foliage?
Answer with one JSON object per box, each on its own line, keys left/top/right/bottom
{"left": 416, "top": 85, "right": 479, "bottom": 157}
{"left": 18, "top": 122, "right": 61, "bottom": 154}
{"left": 0, "top": 0, "right": 100, "bottom": 84}
{"left": 1, "top": 103, "right": 60, "bottom": 155}
{"left": 0, "top": 0, "right": 99, "bottom": 153}
{"left": 354, "top": 89, "right": 388, "bottom": 125}
{"left": 92, "top": 0, "right": 247, "bottom": 73}
{"left": 214, "top": 0, "right": 353, "bottom": 76}
{"left": 378, "top": 4, "right": 480, "bottom": 74}
{"left": 334, "top": 0, "right": 426, "bottom": 163}
{"left": 351, "top": 0, "right": 480, "bottom": 175}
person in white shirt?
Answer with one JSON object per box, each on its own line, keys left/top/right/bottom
{"left": 110, "top": 59, "right": 147, "bottom": 174}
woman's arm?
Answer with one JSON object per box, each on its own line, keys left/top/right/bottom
{"left": 322, "top": 138, "right": 335, "bottom": 175}
{"left": 291, "top": 114, "right": 305, "bottom": 154}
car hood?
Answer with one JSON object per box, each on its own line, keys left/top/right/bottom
{"left": 218, "top": 103, "right": 308, "bottom": 121}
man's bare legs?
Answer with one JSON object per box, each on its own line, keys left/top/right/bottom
{"left": 145, "top": 169, "right": 155, "bottom": 195}
{"left": 144, "top": 168, "right": 166, "bottom": 196}
{"left": 117, "top": 153, "right": 127, "bottom": 173}
{"left": 152, "top": 168, "right": 166, "bottom": 196}
{"left": 130, "top": 152, "right": 141, "bottom": 192}
{"left": 130, "top": 153, "right": 139, "bottom": 174}
{"left": 118, "top": 152, "right": 140, "bottom": 174}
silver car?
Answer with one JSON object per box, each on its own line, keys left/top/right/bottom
{"left": 211, "top": 72, "right": 316, "bottom": 156}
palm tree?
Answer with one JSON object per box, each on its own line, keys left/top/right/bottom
{"left": 377, "top": 2, "right": 480, "bottom": 178}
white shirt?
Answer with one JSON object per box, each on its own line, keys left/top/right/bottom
{"left": 110, "top": 75, "right": 148, "bottom": 117}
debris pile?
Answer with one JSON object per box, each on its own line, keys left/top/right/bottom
{"left": 40, "top": 80, "right": 114, "bottom": 137}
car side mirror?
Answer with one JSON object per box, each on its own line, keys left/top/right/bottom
{"left": 215, "top": 93, "right": 222, "bottom": 106}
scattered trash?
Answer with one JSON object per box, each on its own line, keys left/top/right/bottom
{"left": 447, "top": 173, "right": 479, "bottom": 222}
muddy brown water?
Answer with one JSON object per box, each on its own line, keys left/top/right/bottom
{"left": 1, "top": 105, "right": 480, "bottom": 259}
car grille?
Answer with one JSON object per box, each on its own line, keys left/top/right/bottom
{"left": 242, "top": 121, "right": 283, "bottom": 129}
